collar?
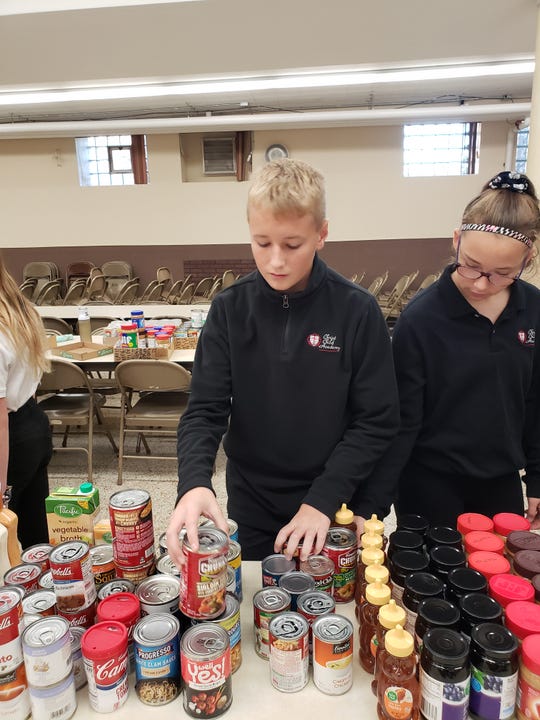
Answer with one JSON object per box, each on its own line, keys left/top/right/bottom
{"left": 438, "top": 264, "right": 527, "bottom": 319}
{"left": 256, "top": 252, "right": 328, "bottom": 304}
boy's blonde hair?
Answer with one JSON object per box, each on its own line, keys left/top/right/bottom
{"left": 247, "top": 159, "right": 326, "bottom": 229}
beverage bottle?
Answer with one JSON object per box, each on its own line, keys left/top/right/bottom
{"left": 331, "top": 503, "right": 357, "bottom": 533}
{"left": 359, "top": 580, "right": 391, "bottom": 673}
{"left": 371, "top": 599, "right": 407, "bottom": 695}
{"left": 78, "top": 306, "right": 92, "bottom": 343}
{"left": 355, "top": 559, "right": 389, "bottom": 623}
{"left": 377, "top": 624, "right": 419, "bottom": 720}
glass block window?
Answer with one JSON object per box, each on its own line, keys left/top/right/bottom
{"left": 403, "top": 122, "right": 480, "bottom": 177}
{"left": 515, "top": 127, "right": 529, "bottom": 174}
{"left": 76, "top": 134, "right": 148, "bottom": 186}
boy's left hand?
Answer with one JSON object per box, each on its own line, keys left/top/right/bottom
{"left": 274, "top": 504, "right": 330, "bottom": 562}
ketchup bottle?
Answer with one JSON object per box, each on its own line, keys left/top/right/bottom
{"left": 376, "top": 624, "right": 420, "bottom": 720}
{"left": 359, "top": 580, "right": 391, "bottom": 673}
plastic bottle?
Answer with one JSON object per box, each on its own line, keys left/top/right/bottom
{"left": 356, "top": 547, "right": 386, "bottom": 615}
{"left": 331, "top": 503, "right": 357, "bottom": 533}
{"left": 355, "top": 559, "right": 390, "bottom": 622}
{"left": 364, "top": 513, "right": 388, "bottom": 550}
{"left": 78, "top": 306, "right": 92, "bottom": 343}
{"left": 359, "top": 580, "right": 391, "bottom": 673}
{"left": 371, "top": 600, "right": 407, "bottom": 695}
{"left": 376, "top": 624, "right": 420, "bottom": 720}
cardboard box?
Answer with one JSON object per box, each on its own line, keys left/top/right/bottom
{"left": 46, "top": 484, "right": 100, "bottom": 545}
{"left": 52, "top": 341, "right": 114, "bottom": 361}
{"left": 93, "top": 519, "right": 113, "bottom": 545}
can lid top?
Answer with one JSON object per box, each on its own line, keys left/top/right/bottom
{"left": 96, "top": 591, "right": 140, "bottom": 623}
{"left": 81, "top": 620, "right": 128, "bottom": 659}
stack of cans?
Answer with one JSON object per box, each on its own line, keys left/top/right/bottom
{"left": 109, "top": 489, "right": 155, "bottom": 584}
{"left": 0, "top": 585, "right": 30, "bottom": 720}
{"left": 49, "top": 540, "right": 98, "bottom": 629}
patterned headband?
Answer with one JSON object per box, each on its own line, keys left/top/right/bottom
{"left": 460, "top": 223, "right": 533, "bottom": 249}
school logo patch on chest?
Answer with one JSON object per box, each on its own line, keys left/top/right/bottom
{"left": 518, "top": 328, "right": 535, "bottom": 347}
{"left": 306, "top": 332, "right": 341, "bottom": 353}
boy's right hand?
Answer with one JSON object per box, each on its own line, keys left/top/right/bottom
{"left": 166, "top": 487, "right": 228, "bottom": 570}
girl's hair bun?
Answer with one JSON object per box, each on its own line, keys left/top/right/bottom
{"left": 487, "top": 171, "right": 531, "bottom": 194}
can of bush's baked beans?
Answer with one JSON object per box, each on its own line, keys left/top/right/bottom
{"left": 3, "top": 564, "right": 42, "bottom": 594}
{"left": 253, "top": 587, "right": 291, "bottom": 660}
{"left": 133, "top": 613, "right": 180, "bottom": 706}
{"left": 21, "top": 544, "right": 52, "bottom": 574}
{"left": 0, "top": 585, "right": 24, "bottom": 674}
{"left": 109, "top": 489, "right": 155, "bottom": 569}
{"left": 322, "top": 528, "right": 357, "bottom": 603}
{"left": 181, "top": 624, "right": 232, "bottom": 718}
{"left": 312, "top": 614, "right": 354, "bottom": 695}
{"left": 179, "top": 528, "right": 228, "bottom": 619}
{"left": 268, "top": 612, "right": 309, "bottom": 692}
{"left": 49, "top": 540, "right": 96, "bottom": 614}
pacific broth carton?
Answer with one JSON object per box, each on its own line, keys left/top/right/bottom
{"left": 46, "top": 482, "right": 100, "bottom": 545}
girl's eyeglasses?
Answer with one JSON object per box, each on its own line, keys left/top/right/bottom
{"left": 455, "top": 236, "right": 528, "bottom": 287}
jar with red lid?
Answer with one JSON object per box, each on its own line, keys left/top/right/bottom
{"left": 514, "top": 551, "right": 540, "bottom": 582}
{"left": 468, "top": 550, "right": 511, "bottom": 580}
{"left": 492, "top": 513, "right": 530, "bottom": 541}
{"left": 505, "top": 600, "right": 540, "bottom": 642}
{"left": 456, "top": 512, "right": 494, "bottom": 537}
{"left": 465, "top": 531, "right": 505, "bottom": 557}
{"left": 489, "top": 573, "right": 535, "bottom": 608}
{"left": 516, "top": 633, "right": 540, "bottom": 720}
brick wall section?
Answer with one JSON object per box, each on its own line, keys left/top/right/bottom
{"left": 185, "top": 259, "right": 256, "bottom": 285}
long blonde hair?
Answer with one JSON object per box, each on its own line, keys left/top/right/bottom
{"left": 0, "top": 257, "right": 50, "bottom": 377}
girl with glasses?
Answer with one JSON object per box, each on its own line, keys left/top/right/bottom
{"left": 351, "top": 171, "right": 540, "bottom": 529}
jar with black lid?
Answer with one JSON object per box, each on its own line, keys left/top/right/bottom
{"left": 389, "top": 550, "right": 430, "bottom": 604}
{"left": 425, "top": 526, "right": 463, "bottom": 551}
{"left": 402, "top": 571, "right": 445, "bottom": 636}
{"left": 468, "top": 622, "right": 519, "bottom": 720}
{"left": 387, "top": 530, "right": 424, "bottom": 561}
{"left": 460, "top": 592, "right": 503, "bottom": 639}
{"left": 414, "top": 597, "right": 461, "bottom": 655}
{"left": 445, "top": 567, "right": 488, "bottom": 605}
{"left": 420, "top": 627, "right": 470, "bottom": 720}
{"left": 396, "top": 513, "right": 430, "bottom": 537}
{"left": 429, "top": 545, "right": 466, "bottom": 582}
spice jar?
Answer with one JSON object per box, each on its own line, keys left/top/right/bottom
{"left": 445, "top": 567, "right": 488, "bottom": 606}
{"left": 465, "top": 531, "right": 505, "bottom": 557}
{"left": 513, "top": 550, "right": 540, "bottom": 582}
{"left": 469, "top": 622, "right": 519, "bottom": 720}
{"left": 420, "top": 627, "right": 470, "bottom": 720}
{"left": 396, "top": 513, "right": 429, "bottom": 537}
{"left": 424, "top": 526, "right": 463, "bottom": 551}
{"left": 429, "top": 545, "right": 466, "bottom": 582}
{"left": 389, "top": 550, "right": 429, "bottom": 604}
{"left": 505, "top": 600, "right": 540, "bottom": 642}
{"left": 414, "top": 597, "right": 460, "bottom": 656}
{"left": 402, "top": 572, "right": 445, "bottom": 635}
{"left": 387, "top": 530, "right": 424, "bottom": 560}
{"left": 457, "top": 512, "right": 495, "bottom": 537}
{"left": 460, "top": 592, "right": 503, "bottom": 639}
{"left": 468, "top": 550, "right": 511, "bottom": 581}
{"left": 489, "top": 573, "right": 535, "bottom": 608}
{"left": 516, "top": 634, "right": 540, "bottom": 720}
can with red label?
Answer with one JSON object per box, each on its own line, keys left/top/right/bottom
{"left": 0, "top": 662, "right": 30, "bottom": 720}
{"left": 179, "top": 528, "right": 229, "bottom": 619}
{"left": 322, "top": 528, "right": 357, "bottom": 604}
{"left": 21, "top": 616, "right": 72, "bottom": 688}
{"left": 21, "top": 544, "right": 52, "bottom": 575}
{"left": 38, "top": 572, "right": 53, "bottom": 591}
{"left": 81, "top": 620, "right": 129, "bottom": 713}
{"left": 90, "top": 545, "right": 115, "bottom": 589}
{"left": 192, "top": 593, "right": 242, "bottom": 673}
{"left": 21, "top": 590, "right": 56, "bottom": 618}
{"left": 113, "top": 560, "right": 155, "bottom": 585}
{"left": 57, "top": 600, "right": 96, "bottom": 630}
{"left": 49, "top": 540, "right": 96, "bottom": 614}
{"left": 268, "top": 611, "right": 310, "bottom": 692}
{"left": 109, "top": 489, "right": 155, "bottom": 568}
{"left": 3, "top": 564, "right": 42, "bottom": 594}
{"left": 253, "top": 587, "right": 291, "bottom": 660}
{"left": 0, "top": 586, "right": 24, "bottom": 675}
{"left": 181, "top": 624, "right": 232, "bottom": 718}
{"left": 312, "top": 614, "right": 354, "bottom": 695}
{"left": 97, "top": 592, "right": 141, "bottom": 670}
{"left": 299, "top": 555, "right": 335, "bottom": 594}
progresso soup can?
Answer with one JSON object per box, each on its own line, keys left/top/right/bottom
{"left": 133, "top": 613, "right": 181, "bottom": 706}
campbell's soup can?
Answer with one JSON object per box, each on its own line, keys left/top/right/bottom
{"left": 136, "top": 575, "right": 180, "bottom": 616}
{"left": 262, "top": 554, "right": 297, "bottom": 587}
{"left": 49, "top": 541, "right": 96, "bottom": 614}
{"left": 0, "top": 663, "right": 30, "bottom": 720}
{"left": 21, "top": 590, "right": 56, "bottom": 618}
{"left": 81, "top": 621, "right": 129, "bottom": 713}
{"left": 268, "top": 612, "right": 309, "bottom": 692}
{"left": 21, "top": 544, "right": 52, "bottom": 574}
{"left": 299, "top": 555, "right": 335, "bottom": 594}
{"left": 312, "top": 614, "right": 354, "bottom": 695}
{"left": 113, "top": 559, "right": 155, "bottom": 585}
{"left": 322, "top": 528, "right": 357, "bottom": 603}
{"left": 90, "top": 545, "right": 115, "bottom": 588}
{"left": 4, "top": 564, "right": 42, "bottom": 594}
{"left": 0, "top": 586, "right": 24, "bottom": 674}
{"left": 253, "top": 587, "right": 291, "bottom": 660}
{"left": 133, "top": 613, "right": 181, "bottom": 705}
{"left": 97, "top": 579, "right": 136, "bottom": 601}
{"left": 57, "top": 600, "right": 96, "bottom": 630}
{"left": 181, "top": 624, "right": 232, "bottom": 717}
{"left": 38, "top": 572, "right": 54, "bottom": 591}
{"left": 22, "top": 616, "right": 72, "bottom": 687}
{"left": 192, "top": 593, "right": 242, "bottom": 673}
{"left": 96, "top": 592, "right": 140, "bottom": 670}
{"left": 109, "top": 489, "right": 155, "bottom": 569}
{"left": 179, "top": 528, "right": 228, "bottom": 619}
{"left": 28, "top": 672, "right": 76, "bottom": 720}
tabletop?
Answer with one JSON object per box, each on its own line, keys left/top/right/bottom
{"left": 36, "top": 303, "right": 211, "bottom": 322}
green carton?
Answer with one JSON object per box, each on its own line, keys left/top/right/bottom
{"left": 46, "top": 482, "right": 100, "bottom": 546}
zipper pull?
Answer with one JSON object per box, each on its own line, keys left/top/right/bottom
{"left": 282, "top": 294, "right": 289, "bottom": 309}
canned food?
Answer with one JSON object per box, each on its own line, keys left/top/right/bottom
{"left": 96, "top": 592, "right": 141, "bottom": 668}
{"left": 4, "top": 564, "right": 42, "bottom": 594}
{"left": 113, "top": 560, "right": 155, "bottom": 585}
{"left": 49, "top": 540, "right": 97, "bottom": 613}
{"left": 312, "top": 614, "right": 354, "bottom": 695}
{"left": 158, "top": 532, "right": 168, "bottom": 556}
{"left": 297, "top": 590, "right": 336, "bottom": 625}
{"left": 181, "top": 624, "right": 232, "bottom": 718}
{"left": 179, "top": 528, "right": 228, "bottom": 619}
{"left": 22, "top": 616, "right": 72, "bottom": 687}
{"left": 193, "top": 593, "right": 242, "bottom": 673}
{"left": 21, "top": 614, "right": 42, "bottom": 631}
{"left": 28, "top": 672, "right": 76, "bottom": 720}
{"left": 136, "top": 575, "right": 181, "bottom": 616}
{"left": 226, "top": 540, "right": 242, "bottom": 602}
{"left": 21, "top": 590, "right": 56, "bottom": 618}
{"left": 322, "top": 528, "right": 357, "bottom": 603}
{"left": 133, "top": 614, "right": 180, "bottom": 705}
{"left": 57, "top": 600, "right": 96, "bottom": 630}
{"left": 226, "top": 567, "right": 236, "bottom": 596}
{"left": 278, "top": 571, "right": 316, "bottom": 611}
{"left": 97, "top": 579, "right": 136, "bottom": 601}
{"left": 81, "top": 621, "right": 129, "bottom": 713}
{"left": 268, "top": 612, "right": 310, "bottom": 692}
{"left": 0, "top": 663, "right": 30, "bottom": 720}
{"left": 299, "top": 555, "right": 335, "bottom": 594}
{"left": 253, "top": 587, "right": 291, "bottom": 660}
{"left": 262, "top": 554, "right": 297, "bottom": 587}
{"left": 109, "top": 489, "right": 155, "bottom": 568}
{"left": 0, "top": 586, "right": 24, "bottom": 674}
{"left": 69, "top": 626, "right": 86, "bottom": 690}
{"left": 205, "top": 518, "right": 239, "bottom": 542}
{"left": 90, "top": 545, "right": 115, "bottom": 588}
{"left": 21, "top": 544, "right": 52, "bottom": 574}
{"left": 156, "top": 553, "right": 181, "bottom": 576}
{"left": 38, "top": 572, "right": 54, "bottom": 591}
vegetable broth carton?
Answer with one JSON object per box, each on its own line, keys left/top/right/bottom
{"left": 46, "top": 482, "right": 100, "bottom": 545}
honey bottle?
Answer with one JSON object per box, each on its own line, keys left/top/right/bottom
{"left": 359, "top": 580, "right": 391, "bottom": 673}
{"left": 355, "top": 559, "right": 390, "bottom": 623}
{"left": 371, "top": 600, "right": 407, "bottom": 695}
{"left": 355, "top": 546, "right": 386, "bottom": 612}
{"left": 364, "top": 513, "right": 388, "bottom": 551}
{"left": 376, "top": 624, "right": 419, "bottom": 720}
{"left": 331, "top": 503, "right": 357, "bottom": 533}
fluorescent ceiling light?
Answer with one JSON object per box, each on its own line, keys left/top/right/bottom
{"left": 0, "top": 0, "right": 201, "bottom": 15}
{"left": 0, "top": 60, "right": 533, "bottom": 107}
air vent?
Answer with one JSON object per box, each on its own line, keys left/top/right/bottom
{"left": 202, "top": 136, "right": 237, "bottom": 175}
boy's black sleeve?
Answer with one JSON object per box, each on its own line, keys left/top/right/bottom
{"left": 523, "top": 340, "right": 540, "bottom": 498}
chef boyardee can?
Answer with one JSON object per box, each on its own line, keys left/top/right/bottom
{"left": 181, "top": 624, "right": 232, "bottom": 718}
{"left": 268, "top": 612, "right": 309, "bottom": 693}
{"left": 97, "top": 578, "right": 136, "bottom": 601}
{"left": 136, "top": 575, "right": 181, "bottom": 616}
{"left": 261, "top": 554, "right": 296, "bottom": 587}
{"left": 22, "top": 616, "right": 72, "bottom": 688}
{"left": 322, "top": 527, "right": 357, "bottom": 603}
{"left": 193, "top": 593, "right": 242, "bottom": 673}
{"left": 90, "top": 544, "right": 115, "bottom": 588}
{"left": 133, "top": 613, "right": 180, "bottom": 705}
{"left": 179, "top": 528, "right": 228, "bottom": 619}
{"left": 312, "top": 614, "right": 354, "bottom": 695}
{"left": 49, "top": 540, "right": 97, "bottom": 614}
{"left": 226, "top": 540, "right": 242, "bottom": 602}
{"left": 253, "top": 587, "right": 291, "bottom": 660}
